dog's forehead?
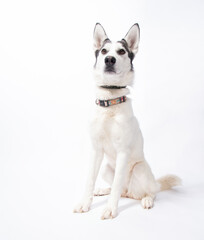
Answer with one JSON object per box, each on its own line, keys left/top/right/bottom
{"left": 104, "top": 41, "right": 125, "bottom": 50}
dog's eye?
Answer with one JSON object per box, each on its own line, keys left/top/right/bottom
{"left": 118, "top": 49, "right": 126, "bottom": 55}
{"left": 101, "top": 48, "right": 107, "bottom": 55}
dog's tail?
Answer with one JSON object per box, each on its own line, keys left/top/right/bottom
{"left": 157, "top": 174, "right": 182, "bottom": 191}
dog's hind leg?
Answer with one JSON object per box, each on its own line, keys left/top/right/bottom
{"left": 141, "top": 195, "right": 155, "bottom": 209}
{"left": 94, "top": 163, "right": 114, "bottom": 196}
{"left": 127, "top": 160, "right": 159, "bottom": 209}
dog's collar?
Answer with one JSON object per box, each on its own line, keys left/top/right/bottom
{"left": 100, "top": 85, "right": 127, "bottom": 89}
{"left": 95, "top": 96, "right": 127, "bottom": 107}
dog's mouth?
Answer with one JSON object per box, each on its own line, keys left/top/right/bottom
{"left": 104, "top": 66, "right": 116, "bottom": 74}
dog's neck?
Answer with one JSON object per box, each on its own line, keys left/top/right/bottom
{"left": 95, "top": 86, "right": 130, "bottom": 100}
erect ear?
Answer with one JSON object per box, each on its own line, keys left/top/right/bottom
{"left": 93, "top": 23, "right": 108, "bottom": 51}
{"left": 123, "top": 23, "right": 140, "bottom": 55}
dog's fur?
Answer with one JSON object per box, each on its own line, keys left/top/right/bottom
{"left": 74, "top": 23, "right": 181, "bottom": 219}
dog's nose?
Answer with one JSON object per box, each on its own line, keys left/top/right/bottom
{"left": 105, "top": 56, "right": 116, "bottom": 66}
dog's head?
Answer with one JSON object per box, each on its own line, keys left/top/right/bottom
{"left": 93, "top": 23, "right": 140, "bottom": 87}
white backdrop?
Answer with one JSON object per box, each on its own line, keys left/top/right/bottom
{"left": 0, "top": 0, "right": 204, "bottom": 239}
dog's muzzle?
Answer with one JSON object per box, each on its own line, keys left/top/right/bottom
{"left": 104, "top": 56, "right": 116, "bottom": 73}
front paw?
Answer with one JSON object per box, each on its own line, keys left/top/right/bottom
{"left": 101, "top": 205, "right": 118, "bottom": 220}
{"left": 73, "top": 199, "right": 92, "bottom": 213}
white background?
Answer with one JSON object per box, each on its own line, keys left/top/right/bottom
{"left": 0, "top": 0, "right": 204, "bottom": 239}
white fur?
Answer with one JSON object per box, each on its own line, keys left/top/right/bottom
{"left": 94, "top": 42, "right": 134, "bottom": 87}
{"left": 74, "top": 23, "right": 181, "bottom": 219}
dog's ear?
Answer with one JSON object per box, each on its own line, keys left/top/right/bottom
{"left": 93, "top": 23, "right": 108, "bottom": 51}
{"left": 123, "top": 24, "right": 140, "bottom": 55}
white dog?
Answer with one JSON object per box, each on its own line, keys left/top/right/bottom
{"left": 74, "top": 23, "right": 181, "bottom": 219}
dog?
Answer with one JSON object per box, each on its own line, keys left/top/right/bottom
{"left": 74, "top": 23, "right": 181, "bottom": 219}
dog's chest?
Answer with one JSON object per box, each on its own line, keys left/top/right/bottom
{"left": 90, "top": 109, "right": 128, "bottom": 152}
{"left": 91, "top": 112, "right": 116, "bottom": 139}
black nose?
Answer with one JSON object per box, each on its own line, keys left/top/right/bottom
{"left": 105, "top": 56, "right": 116, "bottom": 67}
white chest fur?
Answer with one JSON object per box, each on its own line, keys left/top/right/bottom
{"left": 90, "top": 95, "right": 143, "bottom": 163}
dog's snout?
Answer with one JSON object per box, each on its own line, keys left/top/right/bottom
{"left": 105, "top": 56, "right": 116, "bottom": 67}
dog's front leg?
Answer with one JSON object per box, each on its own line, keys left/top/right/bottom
{"left": 74, "top": 149, "right": 104, "bottom": 213}
{"left": 101, "top": 151, "right": 128, "bottom": 219}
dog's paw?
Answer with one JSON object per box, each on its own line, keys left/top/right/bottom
{"left": 94, "top": 188, "right": 111, "bottom": 196}
{"left": 101, "top": 206, "right": 118, "bottom": 220}
{"left": 73, "top": 199, "right": 92, "bottom": 213}
{"left": 141, "top": 196, "right": 154, "bottom": 209}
